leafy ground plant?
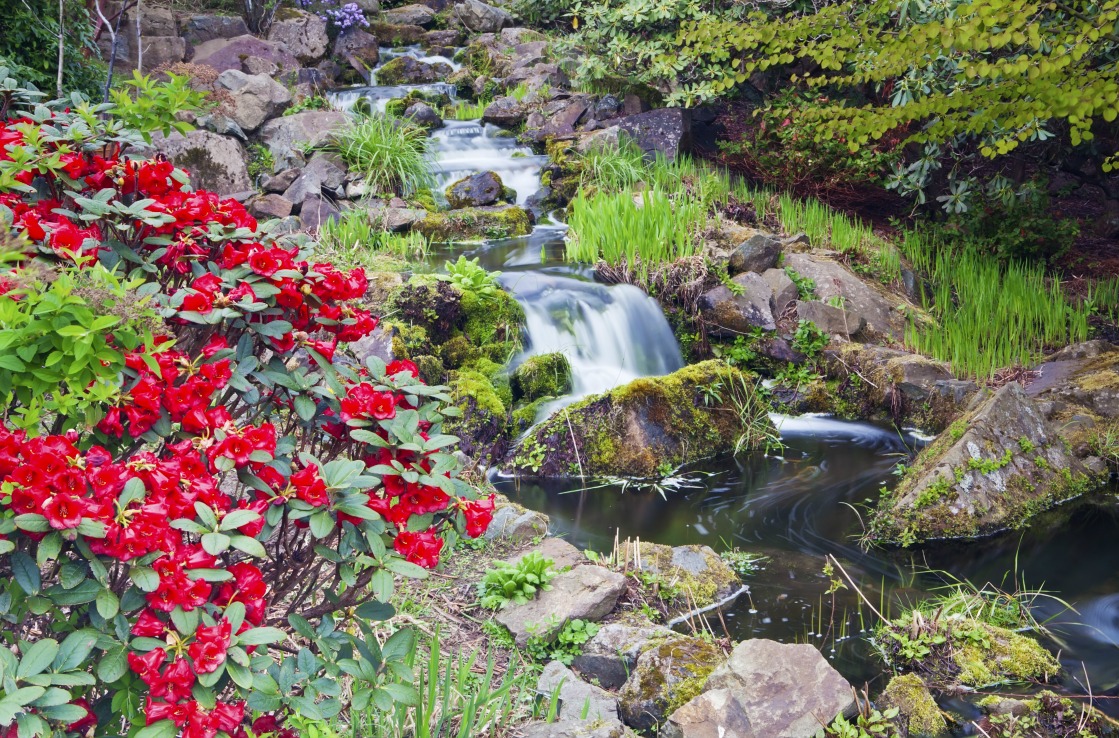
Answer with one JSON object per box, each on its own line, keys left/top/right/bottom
{"left": 477, "top": 553, "right": 556, "bottom": 609}
{"left": 444, "top": 256, "right": 502, "bottom": 300}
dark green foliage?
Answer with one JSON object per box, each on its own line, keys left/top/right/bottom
{"left": 0, "top": 0, "right": 104, "bottom": 98}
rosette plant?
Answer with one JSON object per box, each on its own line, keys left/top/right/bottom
{"left": 0, "top": 70, "right": 496, "bottom": 738}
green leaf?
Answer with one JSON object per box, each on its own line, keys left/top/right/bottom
{"left": 130, "top": 566, "right": 159, "bottom": 592}
{"left": 95, "top": 588, "right": 119, "bottom": 619}
{"left": 11, "top": 553, "right": 40, "bottom": 595}
{"left": 354, "top": 600, "right": 395, "bottom": 621}
{"left": 97, "top": 646, "right": 128, "bottom": 683}
{"left": 294, "top": 395, "right": 317, "bottom": 421}
{"left": 16, "top": 640, "right": 58, "bottom": 680}
{"left": 201, "top": 532, "right": 231, "bottom": 555}
{"left": 235, "top": 627, "right": 287, "bottom": 646}
{"left": 135, "top": 720, "right": 179, "bottom": 738}
{"left": 53, "top": 630, "right": 98, "bottom": 671}
{"left": 219, "top": 509, "right": 261, "bottom": 531}
{"left": 229, "top": 535, "right": 266, "bottom": 558}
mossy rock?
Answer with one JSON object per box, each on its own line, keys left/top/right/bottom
{"left": 627, "top": 541, "right": 741, "bottom": 614}
{"left": 444, "top": 368, "right": 510, "bottom": 464}
{"left": 460, "top": 288, "right": 524, "bottom": 358}
{"left": 512, "top": 397, "right": 548, "bottom": 433}
{"left": 385, "top": 90, "right": 452, "bottom": 118}
{"left": 413, "top": 205, "right": 532, "bottom": 242}
{"left": 367, "top": 21, "right": 426, "bottom": 45}
{"left": 617, "top": 636, "right": 725, "bottom": 732}
{"left": 413, "top": 354, "right": 445, "bottom": 384}
{"left": 438, "top": 334, "right": 482, "bottom": 369}
{"left": 508, "top": 360, "right": 773, "bottom": 478}
{"left": 879, "top": 674, "right": 947, "bottom": 737}
{"left": 512, "top": 352, "right": 572, "bottom": 402}
{"left": 953, "top": 621, "right": 1060, "bottom": 688}
{"left": 387, "top": 278, "right": 463, "bottom": 345}
{"left": 976, "top": 690, "right": 1116, "bottom": 736}
{"left": 868, "top": 382, "right": 1097, "bottom": 546}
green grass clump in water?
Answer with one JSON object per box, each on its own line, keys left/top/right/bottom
{"left": 566, "top": 189, "right": 703, "bottom": 277}
{"left": 444, "top": 100, "right": 488, "bottom": 120}
{"left": 329, "top": 113, "right": 432, "bottom": 196}
{"left": 901, "top": 229, "right": 1089, "bottom": 380}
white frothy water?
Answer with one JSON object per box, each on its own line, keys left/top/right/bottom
{"left": 503, "top": 269, "right": 685, "bottom": 421}
{"left": 428, "top": 121, "right": 549, "bottom": 205}
{"left": 328, "top": 46, "right": 460, "bottom": 112}
{"left": 377, "top": 45, "right": 462, "bottom": 72}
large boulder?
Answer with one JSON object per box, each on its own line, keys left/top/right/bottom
{"left": 404, "top": 101, "right": 443, "bottom": 129}
{"left": 618, "top": 637, "right": 725, "bottom": 732}
{"left": 153, "top": 130, "right": 250, "bottom": 196}
{"left": 135, "top": 37, "right": 187, "bottom": 71}
{"left": 180, "top": 15, "right": 249, "bottom": 45}
{"left": 484, "top": 500, "right": 549, "bottom": 541}
{"left": 782, "top": 253, "right": 908, "bottom": 339}
{"left": 267, "top": 9, "right": 330, "bottom": 63}
{"left": 483, "top": 96, "right": 528, "bottom": 127}
{"left": 260, "top": 111, "right": 350, "bottom": 171}
{"left": 298, "top": 194, "right": 340, "bottom": 233}
{"left": 192, "top": 35, "right": 300, "bottom": 76}
{"left": 728, "top": 233, "right": 781, "bottom": 275}
{"left": 214, "top": 70, "right": 291, "bottom": 132}
{"left": 453, "top": 0, "right": 513, "bottom": 32}
{"left": 375, "top": 55, "right": 452, "bottom": 85}
{"left": 446, "top": 171, "right": 506, "bottom": 209}
{"left": 383, "top": 3, "right": 437, "bottom": 26}
{"left": 524, "top": 96, "right": 592, "bottom": 140}
{"left": 508, "top": 361, "right": 774, "bottom": 478}
{"left": 571, "top": 622, "right": 675, "bottom": 690}
{"left": 334, "top": 29, "right": 381, "bottom": 78}
{"left": 1032, "top": 340, "right": 1119, "bottom": 418}
{"left": 704, "top": 639, "right": 855, "bottom": 738}
{"left": 699, "top": 272, "right": 777, "bottom": 335}
{"left": 796, "top": 300, "right": 866, "bottom": 338}
{"left": 661, "top": 689, "right": 754, "bottom": 738}
{"left": 618, "top": 109, "right": 690, "bottom": 162}
{"left": 495, "top": 565, "right": 627, "bottom": 647}
{"left": 869, "top": 382, "right": 1094, "bottom": 545}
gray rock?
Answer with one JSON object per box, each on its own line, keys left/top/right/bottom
{"left": 215, "top": 70, "right": 291, "bottom": 132}
{"left": 520, "top": 721, "right": 635, "bottom": 738}
{"left": 453, "top": 0, "right": 513, "bottom": 32}
{"left": 628, "top": 542, "right": 742, "bottom": 612}
{"left": 874, "top": 382, "right": 1092, "bottom": 542}
{"left": 483, "top": 96, "right": 528, "bottom": 127}
{"left": 180, "top": 14, "right": 249, "bottom": 45}
{"left": 618, "top": 109, "right": 690, "bottom": 162}
{"left": 242, "top": 56, "right": 280, "bottom": 77}
{"left": 260, "top": 111, "right": 350, "bottom": 171}
{"left": 356, "top": 0, "right": 380, "bottom": 10}
{"left": 267, "top": 9, "right": 330, "bottom": 63}
{"left": 484, "top": 503, "right": 549, "bottom": 541}
{"left": 496, "top": 565, "right": 627, "bottom": 647}
{"left": 699, "top": 272, "right": 777, "bottom": 335}
{"left": 574, "top": 126, "right": 621, "bottom": 154}
{"left": 508, "top": 538, "right": 586, "bottom": 572}
{"left": 196, "top": 114, "right": 248, "bottom": 141}
{"left": 264, "top": 168, "right": 300, "bottom": 193}
{"left": 135, "top": 36, "right": 186, "bottom": 71}
{"left": 335, "top": 29, "right": 381, "bottom": 78}
{"left": 661, "top": 689, "right": 754, "bottom": 738}
{"left": 537, "top": 661, "right": 620, "bottom": 725}
{"left": 795, "top": 300, "right": 865, "bottom": 338}
{"left": 384, "top": 3, "right": 437, "bottom": 26}
{"left": 618, "top": 636, "right": 726, "bottom": 731}
{"left": 192, "top": 34, "right": 300, "bottom": 76}
{"left": 782, "top": 253, "right": 907, "bottom": 339}
{"left": 572, "top": 623, "right": 675, "bottom": 690}
{"left": 423, "top": 29, "right": 463, "bottom": 48}
{"left": 705, "top": 639, "right": 855, "bottom": 738}
{"left": 405, "top": 101, "right": 444, "bottom": 129}
{"left": 299, "top": 194, "right": 340, "bottom": 233}
{"left": 350, "top": 323, "right": 396, "bottom": 364}
{"left": 762, "top": 268, "right": 798, "bottom": 314}
{"left": 728, "top": 234, "right": 782, "bottom": 275}
{"left": 136, "top": 6, "right": 178, "bottom": 36}
{"left": 154, "top": 130, "right": 250, "bottom": 196}
{"left": 365, "top": 201, "right": 429, "bottom": 231}
{"left": 527, "top": 96, "right": 591, "bottom": 140}
{"left": 249, "top": 194, "right": 294, "bottom": 220}
{"left": 446, "top": 171, "right": 505, "bottom": 208}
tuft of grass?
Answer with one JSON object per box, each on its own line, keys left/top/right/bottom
{"left": 329, "top": 114, "right": 433, "bottom": 197}
{"left": 444, "top": 100, "right": 489, "bottom": 120}
{"left": 900, "top": 229, "right": 1089, "bottom": 380}
{"left": 578, "top": 138, "right": 647, "bottom": 191}
{"left": 317, "top": 208, "right": 429, "bottom": 265}
{"left": 565, "top": 189, "right": 704, "bottom": 277}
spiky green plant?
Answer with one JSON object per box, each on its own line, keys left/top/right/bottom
{"left": 329, "top": 114, "right": 433, "bottom": 196}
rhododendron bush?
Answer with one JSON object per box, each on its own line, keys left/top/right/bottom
{"left": 0, "top": 72, "right": 495, "bottom": 737}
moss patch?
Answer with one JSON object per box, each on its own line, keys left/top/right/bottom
{"left": 509, "top": 360, "right": 773, "bottom": 478}
{"left": 512, "top": 353, "right": 572, "bottom": 402}
{"left": 618, "top": 638, "right": 724, "bottom": 732}
{"left": 414, "top": 206, "right": 532, "bottom": 242}
{"left": 879, "top": 674, "right": 947, "bottom": 737}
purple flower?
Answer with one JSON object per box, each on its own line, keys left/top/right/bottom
{"left": 322, "top": 2, "right": 369, "bottom": 29}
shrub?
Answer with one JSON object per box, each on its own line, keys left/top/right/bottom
{"left": 0, "top": 73, "right": 495, "bottom": 736}
{"left": 109, "top": 71, "right": 209, "bottom": 142}
{"left": 477, "top": 553, "right": 556, "bottom": 609}
{"left": 329, "top": 115, "right": 433, "bottom": 197}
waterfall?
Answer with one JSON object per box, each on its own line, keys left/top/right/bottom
{"left": 428, "top": 122, "right": 550, "bottom": 206}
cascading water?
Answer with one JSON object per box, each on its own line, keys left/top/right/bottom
{"left": 329, "top": 46, "right": 460, "bottom": 112}
{"left": 428, "top": 121, "right": 549, "bottom": 206}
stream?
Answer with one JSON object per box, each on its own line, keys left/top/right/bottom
{"left": 331, "top": 52, "right": 1119, "bottom": 718}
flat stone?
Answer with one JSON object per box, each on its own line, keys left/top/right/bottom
{"left": 699, "top": 272, "right": 776, "bottom": 335}
{"left": 496, "top": 565, "right": 627, "bottom": 647}
{"left": 180, "top": 14, "right": 249, "bottom": 45}
{"left": 383, "top": 3, "right": 436, "bottom": 26}
{"left": 705, "top": 639, "right": 855, "bottom": 738}
{"left": 335, "top": 28, "right": 381, "bottom": 78}
{"left": 796, "top": 300, "right": 866, "bottom": 338}
{"left": 350, "top": 323, "right": 396, "bottom": 364}
{"left": 728, "top": 234, "right": 782, "bottom": 275}
{"left": 508, "top": 538, "right": 586, "bottom": 572}
{"left": 661, "top": 689, "right": 754, "bottom": 738}
{"left": 520, "top": 721, "right": 635, "bottom": 738}
{"left": 264, "top": 168, "right": 300, "bottom": 193}
{"left": 483, "top": 96, "right": 528, "bottom": 127}
{"left": 537, "top": 661, "right": 619, "bottom": 725}
{"left": 572, "top": 622, "right": 675, "bottom": 690}
{"left": 153, "top": 130, "right": 250, "bottom": 196}
{"left": 762, "top": 268, "right": 798, "bottom": 314}
{"left": 249, "top": 194, "right": 294, "bottom": 219}
{"left": 453, "top": 0, "right": 513, "bottom": 32}
{"left": 299, "top": 194, "right": 340, "bottom": 234}
{"left": 484, "top": 504, "right": 549, "bottom": 541}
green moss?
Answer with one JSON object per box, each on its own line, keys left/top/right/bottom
{"left": 414, "top": 206, "right": 532, "bottom": 242}
{"left": 512, "top": 398, "right": 548, "bottom": 433}
{"left": 512, "top": 353, "right": 572, "bottom": 401}
{"left": 413, "top": 354, "right": 445, "bottom": 384}
{"left": 879, "top": 674, "right": 947, "bottom": 737}
{"left": 367, "top": 22, "right": 427, "bottom": 46}
{"left": 634, "top": 542, "right": 740, "bottom": 612}
{"left": 391, "top": 323, "right": 430, "bottom": 359}
{"left": 438, "top": 335, "right": 481, "bottom": 369}
{"left": 954, "top": 622, "right": 1060, "bottom": 687}
{"left": 460, "top": 289, "right": 524, "bottom": 352}
{"left": 449, "top": 370, "right": 505, "bottom": 418}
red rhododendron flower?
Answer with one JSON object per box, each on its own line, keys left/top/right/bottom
{"left": 393, "top": 529, "right": 444, "bottom": 569}
{"left": 188, "top": 619, "right": 232, "bottom": 674}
